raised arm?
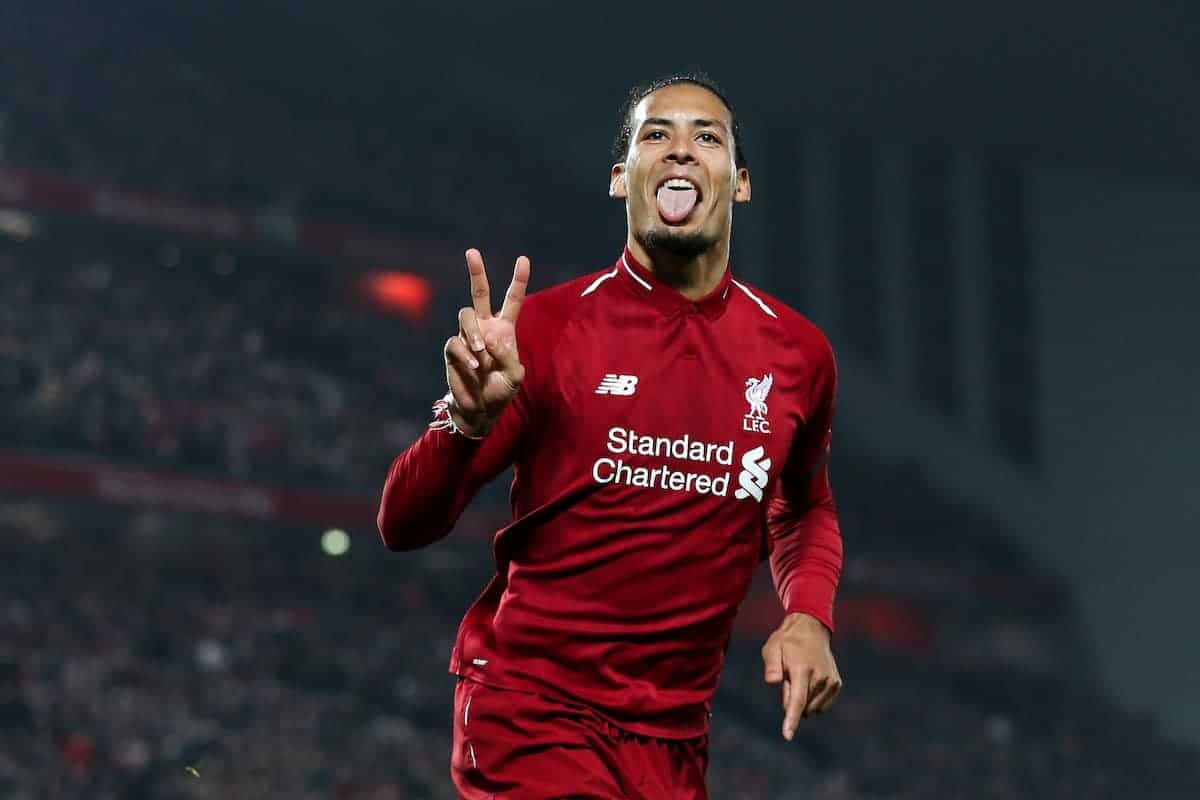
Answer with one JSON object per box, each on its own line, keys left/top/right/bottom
{"left": 377, "top": 249, "right": 532, "bottom": 550}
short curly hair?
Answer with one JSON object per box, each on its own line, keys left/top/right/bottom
{"left": 611, "top": 71, "right": 748, "bottom": 170}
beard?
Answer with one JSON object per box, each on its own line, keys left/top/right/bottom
{"left": 637, "top": 226, "right": 716, "bottom": 261}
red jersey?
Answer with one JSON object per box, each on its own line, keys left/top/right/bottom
{"left": 377, "top": 247, "right": 843, "bottom": 739}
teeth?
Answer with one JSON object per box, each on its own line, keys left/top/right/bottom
{"left": 664, "top": 178, "right": 696, "bottom": 190}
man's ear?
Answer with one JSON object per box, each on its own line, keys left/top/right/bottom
{"left": 734, "top": 167, "right": 751, "bottom": 203}
{"left": 610, "top": 162, "right": 628, "bottom": 199}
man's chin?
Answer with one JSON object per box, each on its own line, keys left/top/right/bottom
{"left": 639, "top": 226, "right": 715, "bottom": 261}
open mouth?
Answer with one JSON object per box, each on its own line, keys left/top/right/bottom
{"left": 655, "top": 177, "right": 701, "bottom": 224}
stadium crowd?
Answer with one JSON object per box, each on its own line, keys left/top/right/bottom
{"left": 0, "top": 211, "right": 1195, "bottom": 796}
{"left": 1, "top": 225, "right": 1197, "bottom": 796}
{"left": 1, "top": 8, "right": 1197, "bottom": 794}
{"left": 0, "top": 231, "right": 438, "bottom": 491}
{"left": 0, "top": 499, "right": 1196, "bottom": 799}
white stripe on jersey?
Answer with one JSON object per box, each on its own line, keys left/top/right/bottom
{"left": 731, "top": 279, "right": 778, "bottom": 319}
{"left": 621, "top": 254, "right": 653, "bottom": 291}
{"left": 580, "top": 266, "right": 620, "bottom": 297}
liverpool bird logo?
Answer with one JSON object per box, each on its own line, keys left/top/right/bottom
{"left": 744, "top": 373, "right": 773, "bottom": 420}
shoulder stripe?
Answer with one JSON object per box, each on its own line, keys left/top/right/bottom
{"left": 731, "top": 279, "right": 778, "bottom": 319}
{"left": 580, "top": 266, "right": 619, "bottom": 297}
{"left": 621, "top": 254, "right": 653, "bottom": 291}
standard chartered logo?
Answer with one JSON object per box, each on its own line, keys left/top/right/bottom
{"left": 591, "top": 427, "right": 771, "bottom": 503}
{"left": 733, "top": 446, "right": 772, "bottom": 502}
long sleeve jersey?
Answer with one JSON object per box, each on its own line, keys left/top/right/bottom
{"left": 377, "top": 247, "right": 843, "bottom": 739}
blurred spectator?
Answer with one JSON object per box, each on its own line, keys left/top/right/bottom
{"left": 0, "top": 233, "right": 441, "bottom": 490}
{"left": 0, "top": 500, "right": 1195, "bottom": 798}
{"left": 0, "top": 19, "right": 1196, "bottom": 791}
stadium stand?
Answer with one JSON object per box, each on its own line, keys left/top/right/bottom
{"left": 0, "top": 497, "right": 1196, "bottom": 799}
{"left": 1, "top": 11, "right": 1197, "bottom": 794}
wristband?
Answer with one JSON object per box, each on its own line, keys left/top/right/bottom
{"left": 429, "top": 393, "right": 487, "bottom": 440}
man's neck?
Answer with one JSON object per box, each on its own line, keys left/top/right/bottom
{"left": 627, "top": 236, "right": 730, "bottom": 300}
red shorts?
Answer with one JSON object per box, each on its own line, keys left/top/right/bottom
{"left": 450, "top": 677, "right": 709, "bottom": 799}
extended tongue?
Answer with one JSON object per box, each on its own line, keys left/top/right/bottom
{"left": 656, "top": 185, "right": 698, "bottom": 223}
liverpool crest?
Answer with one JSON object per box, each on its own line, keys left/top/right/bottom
{"left": 743, "top": 373, "right": 773, "bottom": 433}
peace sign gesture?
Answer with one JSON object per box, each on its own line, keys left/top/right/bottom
{"left": 443, "top": 249, "right": 531, "bottom": 437}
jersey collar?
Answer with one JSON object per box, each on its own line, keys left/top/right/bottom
{"left": 618, "top": 246, "right": 734, "bottom": 320}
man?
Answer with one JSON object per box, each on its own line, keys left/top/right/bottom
{"left": 377, "top": 72, "right": 843, "bottom": 799}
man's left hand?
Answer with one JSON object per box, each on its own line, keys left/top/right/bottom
{"left": 761, "top": 612, "right": 842, "bottom": 740}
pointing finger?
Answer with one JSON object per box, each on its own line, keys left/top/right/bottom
{"left": 783, "top": 664, "right": 812, "bottom": 741}
{"left": 499, "top": 256, "right": 531, "bottom": 323}
{"left": 465, "top": 248, "right": 493, "bottom": 319}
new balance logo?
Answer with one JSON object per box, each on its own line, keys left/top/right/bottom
{"left": 734, "top": 445, "right": 772, "bottom": 502}
{"left": 595, "top": 374, "right": 639, "bottom": 396}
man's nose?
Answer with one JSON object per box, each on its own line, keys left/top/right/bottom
{"left": 664, "top": 138, "right": 697, "bottom": 164}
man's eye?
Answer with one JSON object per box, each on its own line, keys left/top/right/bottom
{"left": 645, "top": 130, "right": 666, "bottom": 140}
{"left": 698, "top": 133, "right": 720, "bottom": 143}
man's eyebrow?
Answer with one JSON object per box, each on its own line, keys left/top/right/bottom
{"left": 640, "top": 116, "right": 727, "bottom": 130}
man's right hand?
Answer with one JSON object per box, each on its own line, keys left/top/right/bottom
{"left": 443, "top": 249, "right": 531, "bottom": 437}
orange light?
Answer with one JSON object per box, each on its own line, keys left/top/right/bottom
{"left": 366, "top": 272, "right": 433, "bottom": 321}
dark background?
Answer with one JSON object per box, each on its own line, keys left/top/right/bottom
{"left": 1, "top": 1, "right": 1197, "bottom": 797}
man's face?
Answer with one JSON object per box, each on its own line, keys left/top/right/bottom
{"left": 611, "top": 83, "right": 751, "bottom": 258}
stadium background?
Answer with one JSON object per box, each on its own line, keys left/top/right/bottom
{"left": 2, "top": 1, "right": 1198, "bottom": 797}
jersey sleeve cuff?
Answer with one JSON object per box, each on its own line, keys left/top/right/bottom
{"left": 429, "top": 393, "right": 488, "bottom": 440}
{"left": 783, "top": 598, "right": 836, "bottom": 635}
